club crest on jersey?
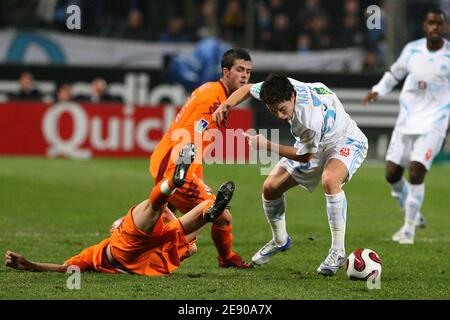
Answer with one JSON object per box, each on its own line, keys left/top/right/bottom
{"left": 425, "top": 148, "right": 432, "bottom": 161}
{"left": 339, "top": 147, "right": 350, "bottom": 157}
{"left": 195, "top": 118, "right": 209, "bottom": 133}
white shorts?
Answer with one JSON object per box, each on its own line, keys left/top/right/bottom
{"left": 385, "top": 129, "right": 445, "bottom": 170}
{"left": 277, "top": 134, "right": 368, "bottom": 193}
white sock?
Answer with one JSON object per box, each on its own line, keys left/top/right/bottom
{"left": 160, "top": 180, "right": 174, "bottom": 195}
{"left": 325, "top": 191, "right": 347, "bottom": 252}
{"left": 390, "top": 178, "right": 409, "bottom": 210}
{"left": 404, "top": 184, "right": 424, "bottom": 234}
{"left": 262, "top": 194, "right": 288, "bottom": 245}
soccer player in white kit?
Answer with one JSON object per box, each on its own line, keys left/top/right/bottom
{"left": 363, "top": 9, "right": 450, "bottom": 245}
{"left": 213, "top": 73, "right": 368, "bottom": 276}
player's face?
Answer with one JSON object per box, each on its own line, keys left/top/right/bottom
{"left": 423, "top": 13, "right": 445, "bottom": 42}
{"left": 223, "top": 59, "right": 252, "bottom": 93}
{"left": 270, "top": 92, "right": 295, "bottom": 122}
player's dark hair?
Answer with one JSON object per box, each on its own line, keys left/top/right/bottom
{"left": 260, "top": 73, "right": 294, "bottom": 112}
{"left": 221, "top": 48, "right": 252, "bottom": 70}
{"left": 425, "top": 8, "right": 447, "bottom": 21}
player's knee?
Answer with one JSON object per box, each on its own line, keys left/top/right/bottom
{"left": 321, "top": 174, "right": 340, "bottom": 194}
{"left": 409, "top": 164, "right": 426, "bottom": 184}
{"left": 263, "top": 180, "right": 282, "bottom": 200}
{"left": 385, "top": 163, "right": 403, "bottom": 184}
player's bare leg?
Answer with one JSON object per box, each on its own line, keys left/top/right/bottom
{"left": 252, "top": 166, "right": 297, "bottom": 266}
{"left": 387, "top": 161, "right": 426, "bottom": 243}
{"left": 134, "top": 143, "right": 196, "bottom": 234}
{"left": 386, "top": 161, "right": 409, "bottom": 211}
{"left": 396, "top": 161, "right": 427, "bottom": 244}
{"left": 317, "top": 159, "right": 348, "bottom": 276}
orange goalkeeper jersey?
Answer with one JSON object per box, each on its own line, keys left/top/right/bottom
{"left": 150, "top": 81, "right": 229, "bottom": 182}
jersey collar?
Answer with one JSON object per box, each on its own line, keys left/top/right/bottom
{"left": 218, "top": 80, "right": 230, "bottom": 98}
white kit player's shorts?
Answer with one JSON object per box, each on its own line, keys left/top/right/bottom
{"left": 276, "top": 130, "right": 368, "bottom": 192}
{"left": 385, "top": 129, "right": 445, "bottom": 170}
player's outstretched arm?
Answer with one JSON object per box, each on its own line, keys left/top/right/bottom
{"left": 243, "top": 133, "right": 313, "bottom": 163}
{"left": 362, "top": 91, "right": 379, "bottom": 106}
{"left": 213, "top": 83, "right": 253, "bottom": 127}
{"left": 5, "top": 251, "right": 68, "bottom": 272}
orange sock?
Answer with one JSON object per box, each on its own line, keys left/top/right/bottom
{"left": 211, "top": 224, "right": 235, "bottom": 260}
{"left": 149, "top": 179, "right": 176, "bottom": 211}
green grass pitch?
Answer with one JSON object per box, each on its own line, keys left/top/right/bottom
{"left": 0, "top": 157, "right": 449, "bottom": 300}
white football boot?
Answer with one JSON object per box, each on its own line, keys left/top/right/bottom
{"left": 392, "top": 225, "right": 407, "bottom": 242}
{"left": 251, "top": 236, "right": 292, "bottom": 266}
{"left": 317, "top": 248, "right": 346, "bottom": 276}
{"left": 416, "top": 215, "right": 426, "bottom": 229}
{"left": 398, "top": 230, "right": 415, "bottom": 244}
{"left": 392, "top": 214, "right": 424, "bottom": 242}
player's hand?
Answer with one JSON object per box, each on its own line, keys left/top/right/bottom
{"left": 5, "top": 251, "right": 33, "bottom": 271}
{"left": 363, "top": 92, "right": 379, "bottom": 106}
{"left": 213, "top": 104, "right": 230, "bottom": 128}
{"left": 110, "top": 216, "right": 124, "bottom": 234}
{"left": 243, "top": 133, "right": 269, "bottom": 150}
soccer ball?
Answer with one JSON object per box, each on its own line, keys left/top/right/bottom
{"left": 345, "top": 248, "right": 382, "bottom": 280}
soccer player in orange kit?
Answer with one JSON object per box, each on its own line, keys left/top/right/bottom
{"left": 5, "top": 145, "right": 237, "bottom": 276}
{"left": 149, "top": 48, "right": 253, "bottom": 269}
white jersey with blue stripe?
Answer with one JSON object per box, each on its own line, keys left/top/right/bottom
{"left": 372, "top": 38, "right": 450, "bottom": 137}
{"left": 250, "top": 78, "right": 361, "bottom": 155}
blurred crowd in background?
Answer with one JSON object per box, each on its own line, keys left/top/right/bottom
{"left": 8, "top": 71, "right": 123, "bottom": 103}
{"left": 0, "top": 0, "right": 447, "bottom": 72}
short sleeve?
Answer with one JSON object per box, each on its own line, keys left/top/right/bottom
{"left": 64, "top": 245, "right": 97, "bottom": 272}
{"left": 390, "top": 43, "right": 413, "bottom": 81}
{"left": 249, "top": 82, "right": 263, "bottom": 100}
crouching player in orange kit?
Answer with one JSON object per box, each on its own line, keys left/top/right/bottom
{"left": 5, "top": 145, "right": 236, "bottom": 276}
{"left": 149, "top": 48, "right": 253, "bottom": 268}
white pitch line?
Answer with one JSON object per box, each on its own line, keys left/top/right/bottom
{"left": 0, "top": 231, "right": 105, "bottom": 238}
{"left": 381, "top": 237, "right": 450, "bottom": 243}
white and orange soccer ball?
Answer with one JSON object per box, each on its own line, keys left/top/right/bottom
{"left": 345, "top": 248, "right": 382, "bottom": 280}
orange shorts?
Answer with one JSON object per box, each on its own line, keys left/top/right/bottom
{"left": 168, "top": 173, "right": 216, "bottom": 213}
{"left": 152, "top": 158, "right": 216, "bottom": 214}
{"left": 109, "top": 208, "right": 192, "bottom": 276}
